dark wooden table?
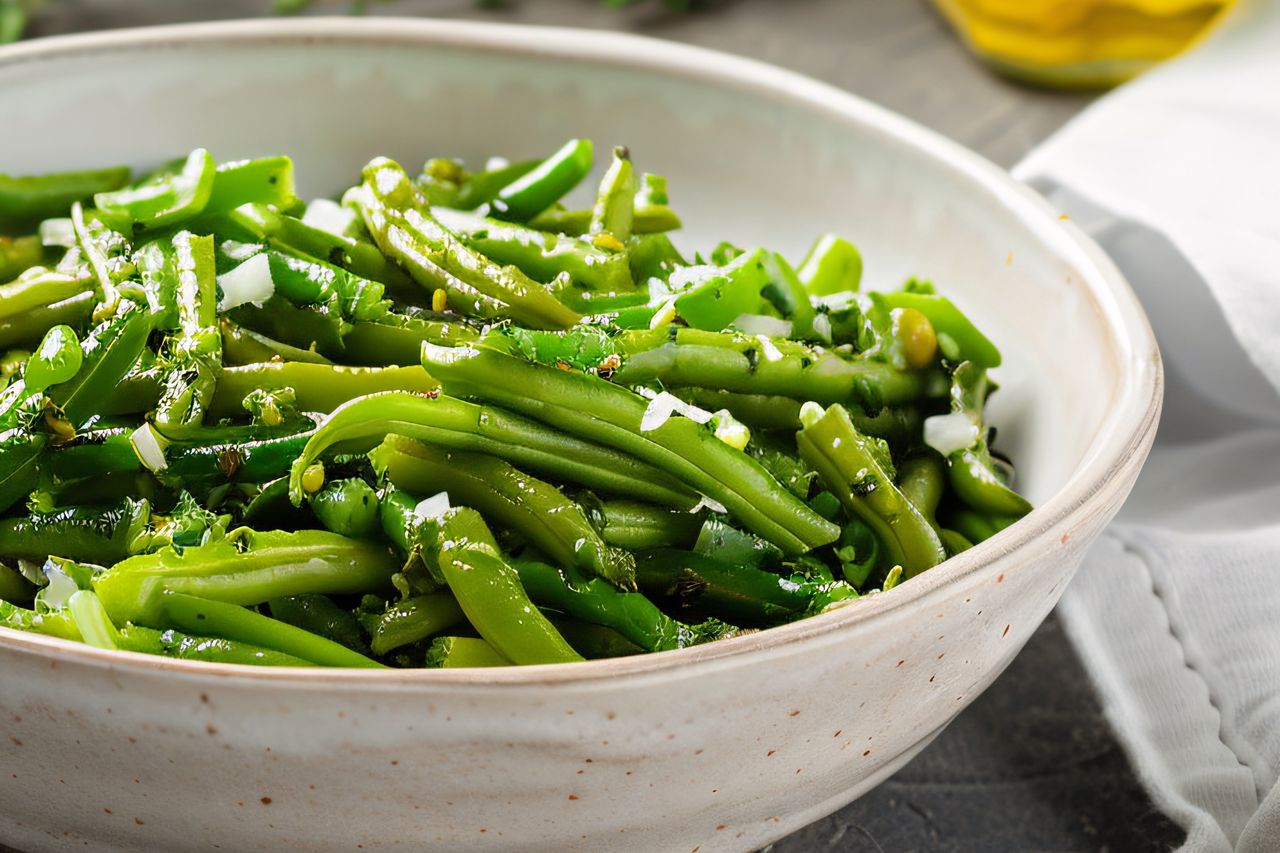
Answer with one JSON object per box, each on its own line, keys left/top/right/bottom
{"left": 9, "top": 2, "right": 1185, "bottom": 850}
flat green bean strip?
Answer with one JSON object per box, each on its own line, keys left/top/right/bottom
{"left": 364, "top": 592, "right": 466, "bottom": 656}
{"left": 372, "top": 437, "right": 636, "bottom": 589}
{"left": 429, "top": 507, "right": 582, "bottom": 665}
{"left": 161, "top": 592, "right": 383, "bottom": 668}
{"left": 0, "top": 165, "right": 131, "bottom": 230}
{"left": 493, "top": 139, "right": 593, "bottom": 221}
{"left": 95, "top": 149, "right": 215, "bottom": 232}
{"left": 797, "top": 403, "right": 946, "bottom": 576}
{"left": 426, "top": 636, "right": 510, "bottom": 668}
{"left": 47, "top": 303, "right": 154, "bottom": 427}
{"left": 209, "top": 363, "right": 436, "bottom": 416}
{"left": 287, "top": 391, "right": 698, "bottom": 510}
{"left": 94, "top": 528, "right": 398, "bottom": 626}
{"left": 421, "top": 342, "right": 839, "bottom": 554}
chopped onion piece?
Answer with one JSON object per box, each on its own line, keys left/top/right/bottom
{"left": 216, "top": 252, "right": 275, "bottom": 312}
{"left": 732, "top": 314, "right": 792, "bottom": 339}
{"left": 649, "top": 297, "right": 678, "bottom": 330}
{"left": 414, "top": 492, "right": 451, "bottom": 521}
{"left": 130, "top": 423, "right": 169, "bottom": 473}
{"left": 640, "top": 392, "right": 713, "bottom": 433}
{"left": 923, "top": 412, "right": 980, "bottom": 457}
{"left": 757, "top": 335, "right": 785, "bottom": 363}
{"left": 812, "top": 313, "right": 833, "bottom": 344}
{"left": 40, "top": 564, "right": 78, "bottom": 610}
{"left": 302, "top": 198, "right": 357, "bottom": 236}
{"left": 689, "top": 495, "right": 729, "bottom": 515}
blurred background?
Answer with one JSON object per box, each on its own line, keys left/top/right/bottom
{"left": 0, "top": 2, "right": 1237, "bottom": 852}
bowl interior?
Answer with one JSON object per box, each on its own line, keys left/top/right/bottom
{"left": 0, "top": 22, "right": 1144, "bottom": 554}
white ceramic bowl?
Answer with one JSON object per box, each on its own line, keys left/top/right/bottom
{"left": 0, "top": 18, "right": 1160, "bottom": 853}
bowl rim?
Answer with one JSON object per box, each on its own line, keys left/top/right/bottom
{"left": 0, "top": 16, "right": 1163, "bottom": 688}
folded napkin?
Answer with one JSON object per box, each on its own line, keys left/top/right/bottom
{"left": 1015, "top": 2, "right": 1280, "bottom": 850}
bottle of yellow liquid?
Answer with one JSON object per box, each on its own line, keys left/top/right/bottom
{"left": 931, "top": 0, "right": 1235, "bottom": 88}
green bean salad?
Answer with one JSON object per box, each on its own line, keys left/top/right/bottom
{"left": 0, "top": 141, "right": 1030, "bottom": 668}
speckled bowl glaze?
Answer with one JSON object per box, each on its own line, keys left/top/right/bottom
{"left": 0, "top": 18, "right": 1161, "bottom": 853}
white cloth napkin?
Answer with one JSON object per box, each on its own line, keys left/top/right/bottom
{"left": 1014, "top": 2, "right": 1280, "bottom": 850}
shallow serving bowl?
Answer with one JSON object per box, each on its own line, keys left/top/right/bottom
{"left": 0, "top": 18, "right": 1160, "bottom": 853}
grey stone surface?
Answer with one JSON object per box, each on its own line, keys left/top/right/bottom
{"left": 7, "top": 2, "right": 1184, "bottom": 850}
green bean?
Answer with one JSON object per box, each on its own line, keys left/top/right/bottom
{"left": 493, "top": 139, "right": 594, "bottom": 221}
{"left": 527, "top": 204, "right": 683, "bottom": 237}
{"left": 797, "top": 403, "right": 945, "bottom": 577}
{"left": 0, "top": 500, "right": 148, "bottom": 564}
{"left": 204, "top": 156, "right": 298, "bottom": 216}
{"left": 433, "top": 207, "right": 634, "bottom": 292}
{"left": 878, "top": 292, "right": 1001, "bottom": 369}
{"left": 362, "top": 591, "right": 465, "bottom": 656}
{"left": 426, "top": 636, "right": 510, "bottom": 668}
{"left": 635, "top": 548, "right": 854, "bottom": 628}
{"left": 309, "top": 477, "right": 381, "bottom": 537}
{"left": 512, "top": 558, "right": 718, "bottom": 652}
{"left": 372, "top": 436, "right": 636, "bottom": 589}
{"left": 797, "top": 234, "right": 863, "bottom": 296}
{"left": 116, "top": 624, "right": 315, "bottom": 667}
{"left": 0, "top": 291, "right": 94, "bottom": 351}
{"left": 421, "top": 342, "right": 839, "bottom": 554}
{"left": 95, "top": 149, "right": 215, "bottom": 232}
{"left": 0, "top": 598, "right": 81, "bottom": 641}
{"left": 342, "top": 313, "right": 479, "bottom": 367}
{"left": 94, "top": 528, "right": 398, "bottom": 627}
{"left": 229, "top": 203, "right": 419, "bottom": 299}
{"left": 587, "top": 498, "right": 703, "bottom": 550}
{"left": 209, "top": 363, "right": 436, "bottom": 417}
{"left": 0, "top": 165, "right": 131, "bottom": 231}
{"left": 897, "top": 452, "right": 947, "bottom": 536}
{"left": 589, "top": 146, "right": 636, "bottom": 242}
{"left": 267, "top": 594, "right": 368, "bottom": 653}
{"left": 944, "top": 362, "right": 1032, "bottom": 517}
{"left": 160, "top": 592, "right": 383, "bottom": 668}
{"left": 0, "top": 267, "right": 93, "bottom": 324}
{"left": 426, "top": 508, "right": 582, "bottom": 664}
{"left": 24, "top": 324, "right": 83, "bottom": 393}
{"left": 220, "top": 318, "right": 332, "bottom": 366}
{"left": 358, "top": 158, "right": 581, "bottom": 329}
{"left": 549, "top": 618, "right": 645, "bottom": 659}
{"left": 287, "top": 391, "right": 698, "bottom": 509}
